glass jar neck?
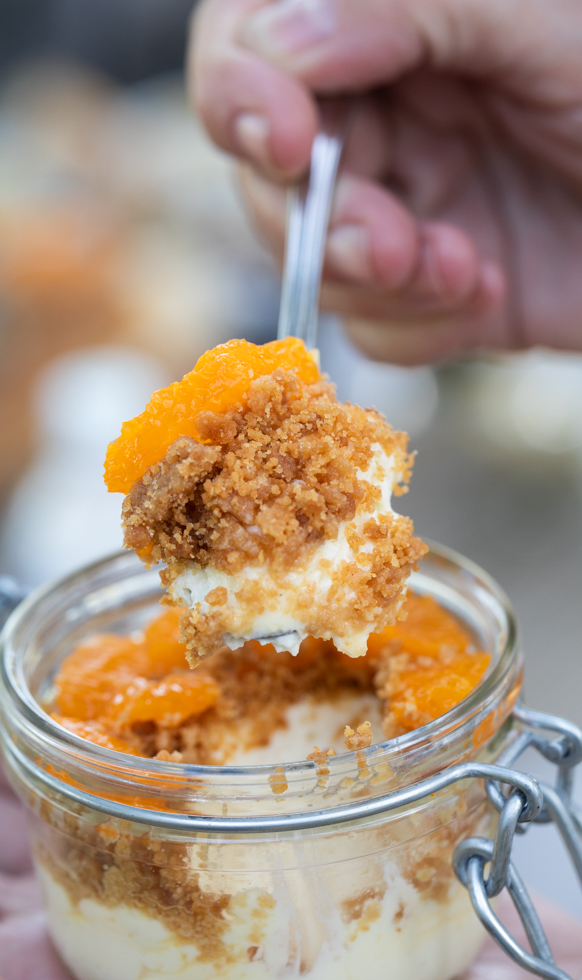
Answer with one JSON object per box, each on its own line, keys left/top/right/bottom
{"left": 0, "top": 544, "right": 522, "bottom": 826}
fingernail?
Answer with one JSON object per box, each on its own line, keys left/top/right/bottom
{"left": 243, "top": 0, "right": 336, "bottom": 59}
{"left": 234, "top": 113, "right": 272, "bottom": 167}
{"left": 327, "top": 225, "right": 372, "bottom": 281}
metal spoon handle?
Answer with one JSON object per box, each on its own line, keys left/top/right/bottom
{"left": 278, "top": 98, "right": 350, "bottom": 348}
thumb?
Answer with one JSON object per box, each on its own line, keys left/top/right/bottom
{"left": 240, "top": 0, "right": 552, "bottom": 92}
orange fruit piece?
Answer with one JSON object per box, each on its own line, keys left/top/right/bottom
{"left": 143, "top": 607, "right": 188, "bottom": 677}
{"left": 55, "top": 635, "right": 150, "bottom": 721}
{"left": 388, "top": 651, "right": 491, "bottom": 733}
{"left": 104, "top": 337, "right": 320, "bottom": 494}
{"left": 108, "top": 673, "right": 220, "bottom": 729}
{"left": 53, "top": 716, "right": 142, "bottom": 755}
{"left": 367, "top": 593, "right": 470, "bottom": 658}
{"left": 370, "top": 593, "right": 491, "bottom": 733}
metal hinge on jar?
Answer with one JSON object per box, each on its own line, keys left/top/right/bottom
{"left": 454, "top": 704, "right": 582, "bottom": 980}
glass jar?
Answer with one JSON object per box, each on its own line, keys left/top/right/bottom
{"left": 0, "top": 543, "right": 522, "bottom": 980}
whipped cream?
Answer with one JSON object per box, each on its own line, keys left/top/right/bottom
{"left": 168, "top": 445, "right": 400, "bottom": 658}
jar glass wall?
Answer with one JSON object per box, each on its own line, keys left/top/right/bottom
{"left": 0, "top": 544, "right": 522, "bottom": 980}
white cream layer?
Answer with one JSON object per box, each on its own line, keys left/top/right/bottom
{"left": 227, "top": 692, "right": 384, "bottom": 765}
{"left": 38, "top": 857, "right": 486, "bottom": 980}
{"left": 168, "top": 445, "right": 398, "bottom": 658}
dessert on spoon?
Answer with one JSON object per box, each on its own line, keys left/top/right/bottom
{"left": 105, "top": 336, "right": 426, "bottom": 666}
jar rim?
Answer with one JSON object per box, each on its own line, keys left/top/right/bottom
{"left": 0, "top": 541, "right": 522, "bottom": 825}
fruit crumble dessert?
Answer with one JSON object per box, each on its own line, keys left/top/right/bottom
{"left": 35, "top": 591, "right": 494, "bottom": 980}
{"left": 104, "top": 338, "right": 427, "bottom": 664}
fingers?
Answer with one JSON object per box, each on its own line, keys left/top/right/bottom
{"left": 191, "top": 0, "right": 423, "bottom": 177}
{"left": 239, "top": 164, "right": 505, "bottom": 363}
{"left": 341, "top": 279, "right": 504, "bottom": 365}
{"left": 192, "top": 0, "right": 563, "bottom": 180}
{"left": 239, "top": 0, "right": 541, "bottom": 87}
{"left": 240, "top": 0, "right": 424, "bottom": 88}
{"left": 191, "top": 0, "right": 318, "bottom": 176}
{"left": 327, "top": 251, "right": 505, "bottom": 364}
{"left": 328, "top": 182, "right": 485, "bottom": 298}
{"left": 324, "top": 251, "right": 505, "bottom": 365}
{"left": 241, "top": 163, "right": 502, "bottom": 303}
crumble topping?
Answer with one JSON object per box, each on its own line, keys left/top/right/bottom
{"left": 122, "top": 371, "right": 412, "bottom": 571}
{"left": 121, "top": 368, "right": 426, "bottom": 662}
{"left": 344, "top": 721, "right": 374, "bottom": 751}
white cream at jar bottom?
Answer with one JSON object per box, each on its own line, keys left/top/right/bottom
{"left": 38, "top": 861, "right": 486, "bottom": 980}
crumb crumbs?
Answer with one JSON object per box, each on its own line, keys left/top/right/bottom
{"left": 205, "top": 587, "right": 228, "bottom": 606}
{"left": 268, "top": 765, "right": 288, "bottom": 795}
{"left": 306, "top": 746, "right": 336, "bottom": 762}
{"left": 154, "top": 749, "right": 183, "bottom": 762}
{"left": 344, "top": 721, "right": 374, "bottom": 751}
{"left": 307, "top": 745, "right": 336, "bottom": 789}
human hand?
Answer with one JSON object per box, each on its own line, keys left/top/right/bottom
{"left": 191, "top": 0, "right": 582, "bottom": 364}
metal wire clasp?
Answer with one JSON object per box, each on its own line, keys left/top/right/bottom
{"left": 454, "top": 705, "right": 582, "bottom": 980}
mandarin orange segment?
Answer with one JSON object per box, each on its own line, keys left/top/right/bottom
{"left": 367, "top": 594, "right": 470, "bottom": 658}
{"left": 108, "top": 673, "right": 220, "bottom": 729}
{"left": 53, "top": 716, "right": 142, "bottom": 755}
{"left": 55, "top": 635, "right": 150, "bottom": 721}
{"left": 143, "top": 608, "right": 188, "bottom": 676}
{"left": 104, "top": 337, "right": 320, "bottom": 493}
{"left": 389, "top": 651, "right": 491, "bottom": 732}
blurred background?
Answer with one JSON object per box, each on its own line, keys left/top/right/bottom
{"left": 0, "top": 0, "right": 581, "bottom": 920}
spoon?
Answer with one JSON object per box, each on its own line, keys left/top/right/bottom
{"left": 243, "top": 99, "right": 350, "bottom": 651}
{"left": 277, "top": 97, "right": 350, "bottom": 348}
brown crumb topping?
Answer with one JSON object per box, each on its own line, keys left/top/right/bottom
{"left": 114, "top": 640, "right": 380, "bottom": 765}
{"left": 344, "top": 721, "right": 374, "bottom": 751}
{"left": 122, "top": 370, "right": 412, "bottom": 573}
{"left": 121, "top": 369, "right": 425, "bottom": 661}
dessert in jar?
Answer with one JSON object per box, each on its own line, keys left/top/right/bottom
{"left": 0, "top": 340, "right": 522, "bottom": 980}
